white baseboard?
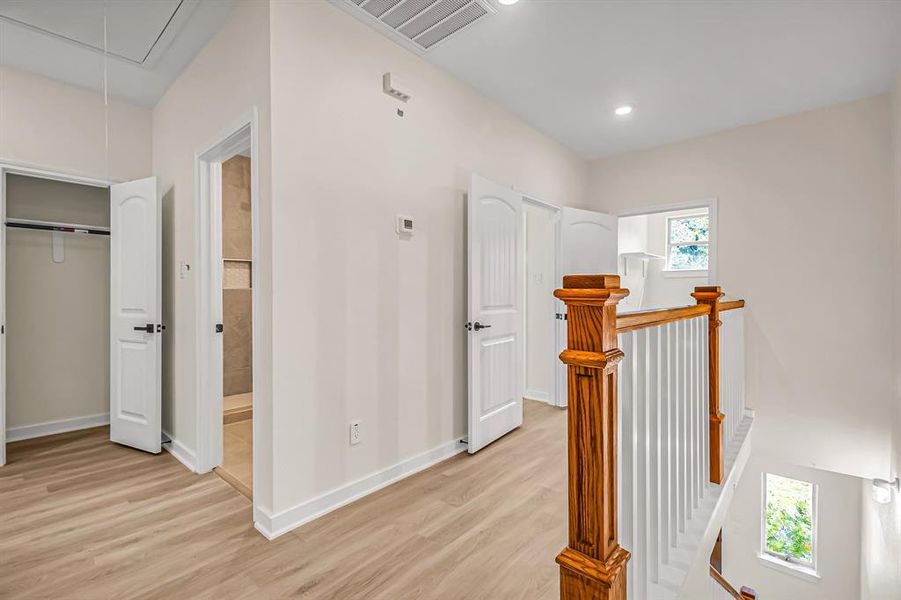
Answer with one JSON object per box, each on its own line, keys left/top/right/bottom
{"left": 6, "top": 413, "right": 109, "bottom": 442}
{"left": 162, "top": 431, "right": 198, "bottom": 473}
{"left": 524, "top": 389, "right": 550, "bottom": 403}
{"left": 254, "top": 438, "right": 467, "bottom": 540}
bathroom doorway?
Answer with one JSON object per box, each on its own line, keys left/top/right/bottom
{"left": 215, "top": 153, "right": 253, "bottom": 498}
{"left": 194, "top": 112, "right": 261, "bottom": 505}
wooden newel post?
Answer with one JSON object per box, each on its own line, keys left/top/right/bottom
{"left": 692, "top": 285, "right": 725, "bottom": 485}
{"left": 554, "top": 275, "right": 631, "bottom": 600}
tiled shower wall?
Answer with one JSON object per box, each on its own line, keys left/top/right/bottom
{"left": 222, "top": 155, "right": 252, "bottom": 396}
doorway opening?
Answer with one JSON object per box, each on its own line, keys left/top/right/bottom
{"left": 616, "top": 200, "right": 717, "bottom": 312}
{"left": 194, "top": 112, "right": 260, "bottom": 504}
{"left": 216, "top": 154, "right": 254, "bottom": 499}
{"left": 522, "top": 199, "right": 559, "bottom": 408}
{"left": 466, "top": 173, "right": 618, "bottom": 451}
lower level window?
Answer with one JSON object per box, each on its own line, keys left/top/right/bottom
{"left": 763, "top": 473, "right": 817, "bottom": 569}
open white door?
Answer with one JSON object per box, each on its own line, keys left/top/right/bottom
{"left": 555, "top": 207, "right": 618, "bottom": 407}
{"left": 110, "top": 177, "right": 162, "bottom": 454}
{"left": 467, "top": 174, "right": 523, "bottom": 453}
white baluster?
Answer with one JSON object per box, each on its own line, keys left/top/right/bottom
{"left": 676, "top": 319, "right": 688, "bottom": 533}
{"left": 647, "top": 327, "right": 660, "bottom": 584}
{"left": 634, "top": 329, "right": 648, "bottom": 599}
{"left": 665, "top": 322, "right": 677, "bottom": 552}
{"left": 619, "top": 331, "right": 635, "bottom": 599}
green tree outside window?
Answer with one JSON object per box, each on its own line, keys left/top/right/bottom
{"left": 764, "top": 474, "right": 815, "bottom": 564}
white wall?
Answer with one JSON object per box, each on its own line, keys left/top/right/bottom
{"left": 6, "top": 176, "right": 110, "bottom": 431}
{"left": 723, "top": 456, "right": 862, "bottom": 600}
{"left": 267, "top": 1, "right": 587, "bottom": 516}
{"left": 617, "top": 214, "right": 648, "bottom": 312}
{"left": 0, "top": 66, "right": 150, "bottom": 181}
{"left": 523, "top": 201, "right": 557, "bottom": 402}
{"left": 860, "top": 478, "right": 901, "bottom": 600}
{"left": 589, "top": 95, "right": 895, "bottom": 480}
{"left": 861, "top": 72, "right": 901, "bottom": 600}
{"left": 151, "top": 1, "right": 272, "bottom": 509}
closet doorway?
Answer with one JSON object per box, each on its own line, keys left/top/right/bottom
{"left": 194, "top": 112, "right": 260, "bottom": 502}
{"left": 0, "top": 166, "right": 162, "bottom": 466}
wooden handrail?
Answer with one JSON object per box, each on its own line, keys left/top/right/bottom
{"left": 616, "top": 304, "right": 710, "bottom": 333}
{"left": 554, "top": 274, "right": 630, "bottom": 599}
{"left": 720, "top": 299, "right": 745, "bottom": 312}
{"left": 615, "top": 299, "right": 744, "bottom": 333}
{"left": 710, "top": 566, "right": 758, "bottom": 600}
{"left": 710, "top": 565, "right": 742, "bottom": 599}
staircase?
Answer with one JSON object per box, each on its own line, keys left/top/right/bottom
{"left": 554, "top": 275, "right": 756, "bottom": 600}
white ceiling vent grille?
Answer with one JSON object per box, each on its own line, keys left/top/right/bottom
{"left": 339, "top": 0, "right": 495, "bottom": 53}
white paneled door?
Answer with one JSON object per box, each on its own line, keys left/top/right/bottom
{"left": 110, "top": 177, "right": 162, "bottom": 454}
{"left": 467, "top": 174, "right": 523, "bottom": 453}
{"left": 556, "top": 207, "right": 618, "bottom": 407}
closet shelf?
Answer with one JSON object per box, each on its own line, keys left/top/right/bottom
{"left": 620, "top": 251, "right": 665, "bottom": 278}
{"left": 4, "top": 217, "right": 110, "bottom": 236}
{"left": 619, "top": 251, "right": 665, "bottom": 260}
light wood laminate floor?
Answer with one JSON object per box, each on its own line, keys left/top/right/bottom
{"left": 0, "top": 400, "right": 566, "bottom": 599}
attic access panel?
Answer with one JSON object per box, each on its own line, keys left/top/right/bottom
{"left": 0, "top": 0, "right": 184, "bottom": 64}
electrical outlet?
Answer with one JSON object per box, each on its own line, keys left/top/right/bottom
{"left": 349, "top": 420, "right": 361, "bottom": 446}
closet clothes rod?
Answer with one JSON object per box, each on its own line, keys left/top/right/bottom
{"left": 4, "top": 218, "right": 110, "bottom": 236}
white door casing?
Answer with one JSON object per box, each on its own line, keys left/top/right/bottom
{"left": 467, "top": 174, "right": 523, "bottom": 454}
{"left": 110, "top": 177, "right": 162, "bottom": 454}
{"left": 556, "top": 207, "right": 618, "bottom": 407}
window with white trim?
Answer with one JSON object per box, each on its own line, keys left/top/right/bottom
{"left": 762, "top": 473, "right": 817, "bottom": 571}
{"left": 666, "top": 214, "right": 709, "bottom": 271}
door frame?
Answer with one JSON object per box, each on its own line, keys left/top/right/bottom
{"left": 0, "top": 161, "right": 116, "bottom": 466}
{"left": 193, "top": 109, "right": 261, "bottom": 496}
{"left": 520, "top": 196, "right": 562, "bottom": 408}
{"left": 613, "top": 198, "right": 719, "bottom": 283}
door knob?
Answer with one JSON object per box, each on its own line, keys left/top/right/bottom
{"left": 473, "top": 322, "right": 491, "bottom": 331}
{"left": 134, "top": 324, "right": 154, "bottom": 333}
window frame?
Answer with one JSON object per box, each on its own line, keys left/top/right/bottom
{"left": 665, "top": 213, "right": 710, "bottom": 272}
{"left": 760, "top": 472, "right": 819, "bottom": 576}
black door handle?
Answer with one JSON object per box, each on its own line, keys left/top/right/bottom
{"left": 216, "top": 324, "right": 224, "bottom": 333}
{"left": 134, "top": 324, "right": 154, "bottom": 333}
{"left": 473, "top": 322, "right": 491, "bottom": 331}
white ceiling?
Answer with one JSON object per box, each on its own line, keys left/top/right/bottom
{"left": 425, "top": 0, "right": 901, "bottom": 158}
{"left": 0, "top": 0, "right": 236, "bottom": 107}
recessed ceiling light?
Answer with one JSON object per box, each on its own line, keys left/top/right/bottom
{"left": 615, "top": 106, "right": 633, "bottom": 116}
{"left": 498, "top": 0, "right": 520, "bottom": 5}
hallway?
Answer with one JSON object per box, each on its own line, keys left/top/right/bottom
{"left": 0, "top": 401, "right": 566, "bottom": 599}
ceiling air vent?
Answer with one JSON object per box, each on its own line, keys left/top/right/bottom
{"left": 338, "top": 0, "right": 495, "bottom": 53}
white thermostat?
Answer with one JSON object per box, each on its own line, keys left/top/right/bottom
{"left": 396, "top": 215, "right": 414, "bottom": 235}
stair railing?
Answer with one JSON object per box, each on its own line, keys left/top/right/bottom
{"left": 554, "top": 275, "right": 747, "bottom": 600}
